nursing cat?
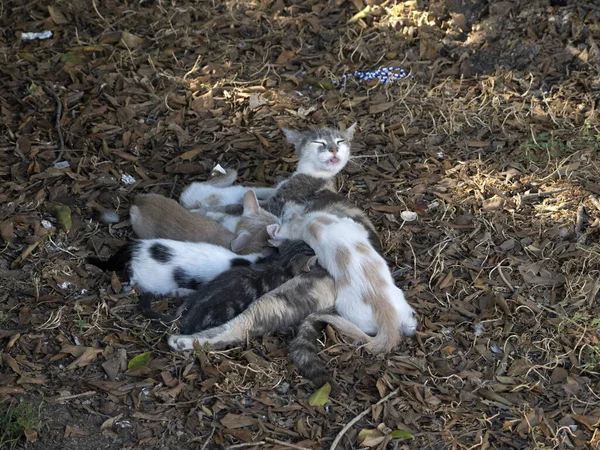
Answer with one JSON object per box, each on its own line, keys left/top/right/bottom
{"left": 138, "top": 240, "right": 316, "bottom": 333}
{"left": 268, "top": 211, "right": 417, "bottom": 353}
{"left": 179, "top": 124, "right": 356, "bottom": 211}
{"left": 184, "top": 125, "right": 381, "bottom": 251}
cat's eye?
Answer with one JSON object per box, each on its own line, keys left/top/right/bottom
{"left": 312, "top": 141, "right": 327, "bottom": 147}
{"left": 336, "top": 139, "right": 346, "bottom": 145}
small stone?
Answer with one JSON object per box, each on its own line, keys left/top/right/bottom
{"left": 401, "top": 211, "right": 418, "bottom": 222}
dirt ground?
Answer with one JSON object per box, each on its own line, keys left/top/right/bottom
{"left": 1, "top": 0, "right": 600, "bottom": 449}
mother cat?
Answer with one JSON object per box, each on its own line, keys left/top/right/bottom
{"left": 181, "top": 123, "right": 380, "bottom": 250}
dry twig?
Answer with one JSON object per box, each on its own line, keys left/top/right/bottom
{"left": 25, "top": 77, "right": 65, "bottom": 163}
{"left": 329, "top": 388, "right": 400, "bottom": 450}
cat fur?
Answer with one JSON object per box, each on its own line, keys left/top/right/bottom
{"left": 87, "top": 239, "right": 263, "bottom": 296}
{"left": 267, "top": 211, "right": 417, "bottom": 353}
{"left": 138, "top": 240, "right": 317, "bottom": 334}
{"left": 130, "top": 190, "right": 276, "bottom": 254}
{"left": 178, "top": 124, "right": 356, "bottom": 211}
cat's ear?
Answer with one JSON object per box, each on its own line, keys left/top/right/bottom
{"left": 231, "top": 230, "right": 253, "bottom": 252}
{"left": 266, "top": 223, "right": 280, "bottom": 238}
{"left": 343, "top": 122, "right": 357, "bottom": 142}
{"left": 302, "top": 255, "right": 318, "bottom": 272}
{"left": 283, "top": 128, "right": 305, "bottom": 154}
{"left": 242, "top": 190, "right": 259, "bottom": 215}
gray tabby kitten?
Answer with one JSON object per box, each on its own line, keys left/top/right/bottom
{"left": 167, "top": 266, "right": 372, "bottom": 387}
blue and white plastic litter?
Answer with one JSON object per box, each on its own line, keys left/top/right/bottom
{"left": 340, "top": 67, "right": 410, "bottom": 85}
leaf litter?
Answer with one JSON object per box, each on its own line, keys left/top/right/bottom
{"left": 1, "top": 0, "right": 600, "bottom": 449}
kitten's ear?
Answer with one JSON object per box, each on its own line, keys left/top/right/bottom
{"left": 302, "top": 255, "right": 319, "bottom": 272}
{"left": 242, "top": 190, "right": 259, "bottom": 215}
{"left": 283, "top": 128, "right": 305, "bottom": 154}
{"left": 343, "top": 122, "right": 357, "bottom": 141}
{"left": 268, "top": 238, "right": 284, "bottom": 247}
{"left": 266, "top": 223, "right": 280, "bottom": 238}
{"left": 290, "top": 212, "right": 300, "bottom": 221}
{"left": 231, "top": 230, "right": 253, "bottom": 252}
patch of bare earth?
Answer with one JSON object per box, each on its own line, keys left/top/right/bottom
{"left": 1, "top": 0, "right": 600, "bottom": 449}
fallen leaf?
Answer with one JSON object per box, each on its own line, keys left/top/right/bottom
{"left": 220, "top": 413, "right": 257, "bottom": 429}
{"left": 66, "top": 347, "right": 102, "bottom": 370}
{"left": 53, "top": 205, "right": 72, "bottom": 232}
{"left": 65, "top": 425, "right": 89, "bottom": 437}
{"left": 110, "top": 271, "right": 122, "bottom": 294}
{"left": 101, "top": 414, "right": 123, "bottom": 430}
{"left": 121, "top": 31, "right": 144, "bottom": 47}
{"left": 48, "top": 6, "right": 69, "bottom": 24}
{"left": 275, "top": 49, "right": 295, "bottom": 65}
{"left": 369, "top": 102, "right": 394, "bottom": 114}
{"left": 0, "top": 221, "right": 14, "bottom": 243}
{"left": 127, "top": 352, "right": 152, "bottom": 370}
{"left": 24, "top": 429, "right": 38, "bottom": 443}
{"left": 391, "top": 429, "right": 414, "bottom": 439}
{"left": 357, "top": 428, "right": 384, "bottom": 445}
{"left": 308, "top": 382, "right": 331, "bottom": 406}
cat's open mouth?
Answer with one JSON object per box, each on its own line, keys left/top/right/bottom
{"left": 328, "top": 156, "right": 340, "bottom": 164}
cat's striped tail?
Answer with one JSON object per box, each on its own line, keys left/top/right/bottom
{"left": 290, "top": 311, "right": 372, "bottom": 386}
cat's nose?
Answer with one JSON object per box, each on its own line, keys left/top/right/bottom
{"left": 330, "top": 147, "right": 338, "bottom": 156}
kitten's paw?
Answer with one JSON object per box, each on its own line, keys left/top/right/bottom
{"left": 168, "top": 335, "right": 197, "bottom": 351}
{"left": 398, "top": 304, "right": 418, "bottom": 336}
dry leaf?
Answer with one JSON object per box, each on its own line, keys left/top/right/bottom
{"left": 48, "top": 6, "right": 69, "bottom": 24}
{"left": 220, "top": 413, "right": 257, "bottom": 429}
{"left": 121, "top": 31, "right": 144, "bottom": 47}
{"left": 66, "top": 347, "right": 102, "bottom": 370}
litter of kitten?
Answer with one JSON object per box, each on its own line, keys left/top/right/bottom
{"left": 21, "top": 31, "right": 53, "bottom": 40}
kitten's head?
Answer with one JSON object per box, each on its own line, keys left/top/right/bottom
{"left": 278, "top": 240, "right": 318, "bottom": 274}
{"left": 283, "top": 123, "right": 357, "bottom": 178}
{"left": 231, "top": 190, "right": 278, "bottom": 253}
{"left": 266, "top": 212, "right": 303, "bottom": 247}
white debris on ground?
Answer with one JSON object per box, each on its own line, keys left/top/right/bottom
{"left": 211, "top": 163, "right": 227, "bottom": 175}
{"left": 400, "top": 210, "right": 418, "bottom": 222}
{"left": 21, "top": 31, "right": 53, "bottom": 40}
{"left": 120, "top": 172, "right": 136, "bottom": 185}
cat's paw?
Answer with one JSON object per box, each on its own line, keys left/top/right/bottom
{"left": 398, "top": 303, "right": 418, "bottom": 336}
{"left": 168, "top": 335, "right": 197, "bottom": 351}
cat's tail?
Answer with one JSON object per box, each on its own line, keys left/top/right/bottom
{"left": 138, "top": 293, "right": 178, "bottom": 324}
{"left": 290, "top": 312, "right": 372, "bottom": 386}
{"left": 368, "top": 306, "right": 402, "bottom": 354}
{"left": 205, "top": 169, "right": 238, "bottom": 187}
{"left": 86, "top": 243, "right": 134, "bottom": 272}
